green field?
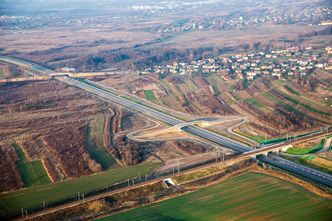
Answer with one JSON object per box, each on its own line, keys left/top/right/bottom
{"left": 86, "top": 115, "right": 118, "bottom": 170}
{"left": 286, "top": 139, "right": 325, "bottom": 155}
{"left": 284, "top": 84, "right": 300, "bottom": 96}
{"left": 101, "top": 173, "right": 332, "bottom": 221}
{"left": 207, "top": 75, "right": 221, "bottom": 95}
{"left": 12, "top": 143, "right": 28, "bottom": 161}
{"left": 12, "top": 143, "right": 51, "bottom": 187}
{"left": 263, "top": 85, "right": 331, "bottom": 118}
{"left": 245, "top": 97, "right": 265, "bottom": 108}
{"left": 278, "top": 92, "right": 330, "bottom": 116}
{"left": 144, "top": 90, "right": 156, "bottom": 101}
{"left": 87, "top": 146, "right": 118, "bottom": 170}
{"left": 92, "top": 114, "right": 107, "bottom": 149}
{"left": 17, "top": 161, "right": 51, "bottom": 187}
{"left": 263, "top": 91, "right": 282, "bottom": 103}
{"left": 0, "top": 69, "right": 4, "bottom": 78}
{"left": 0, "top": 163, "right": 158, "bottom": 218}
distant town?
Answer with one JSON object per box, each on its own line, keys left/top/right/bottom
{"left": 158, "top": 7, "right": 332, "bottom": 33}
{"left": 144, "top": 46, "right": 332, "bottom": 82}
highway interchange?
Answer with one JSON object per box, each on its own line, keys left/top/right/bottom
{"left": 64, "top": 77, "right": 252, "bottom": 153}
{"left": 62, "top": 76, "right": 332, "bottom": 188}
{"left": 2, "top": 56, "right": 332, "bottom": 189}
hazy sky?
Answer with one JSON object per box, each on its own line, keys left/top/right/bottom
{"left": 0, "top": 0, "right": 141, "bottom": 15}
{"left": 0, "top": 0, "right": 219, "bottom": 15}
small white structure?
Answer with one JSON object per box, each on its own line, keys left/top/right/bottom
{"left": 163, "top": 178, "right": 176, "bottom": 187}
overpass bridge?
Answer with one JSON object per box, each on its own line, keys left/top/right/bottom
{"left": 244, "top": 144, "right": 293, "bottom": 157}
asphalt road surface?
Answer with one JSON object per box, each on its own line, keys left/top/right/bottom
{"left": 0, "top": 56, "right": 54, "bottom": 74}
{"left": 257, "top": 154, "right": 332, "bottom": 187}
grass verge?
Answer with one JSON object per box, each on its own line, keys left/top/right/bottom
{"left": 286, "top": 139, "right": 325, "bottom": 155}
{"left": 86, "top": 115, "right": 118, "bottom": 170}
{"left": 235, "top": 130, "right": 319, "bottom": 145}
{"left": 301, "top": 156, "right": 332, "bottom": 173}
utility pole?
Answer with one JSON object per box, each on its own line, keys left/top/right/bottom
{"left": 21, "top": 208, "right": 24, "bottom": 218}
{"left": 82, "top": 193, "right": 85, "bottom": 202}
{"left": 128, "top": 178, "right": 130, "bottom": 186}
{"left": 78, "top": 192, "right": 80, "bottom": 201}
{"left": 43, "top": 201, "right": 46, "bottom": 210}
{"left": 145, "top": 174, "right": 147, "bottom": 182}
{"left": 132, "top": 179, "right": 135, "bottom": 186}
{"left": 138, "top": 172, "right": 141, "bottom": 181}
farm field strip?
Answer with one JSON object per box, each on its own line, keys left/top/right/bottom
{"left": 185, "top": 79, "right": 199, "bottom": 91}
{"left": 284, "top": 84, "right": 300, "bottom": 96}
{"left": 0, "top": 163, "right": 158, "bottom": 218}
{"left": 144, "top": 90, "right": 156, "bottom": 101}
{"left": 301, "top": 155, "right": 332, "bottom": 173}
{"left": 310, "top": 158, "right": 332, "bottom": 172}
{"left": 17, "top": 161, "right": 51, "bottom": 187}
{"left": 100, "top": 173, "right": 332, "bottom": 221}
{"left": 273, "top": 89, "right": 331, "bottom": 117}
{"left": 86, "top": 117, "right": 118, "bottom": 171}
{"left": 283, "top": 82, "right": 328, "bottom": 107}
{"left": 207, "top": 75, "right": 221, "bottom": 95}
{"left": 262, "top": 91, "right": 329, "bottom": 124}
{"left": 12, "top": 143, "right": 51, "bottom": 187}
{"left": 92, "top": 113, "right": 107, "bottom": 148}
{"left": 246, "top": 97, "right": 265, "bottom": 109}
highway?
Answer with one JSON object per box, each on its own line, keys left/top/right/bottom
{"left": 62, "top": 77, "right": 252, "bottom": 153}
{"left": 0, "top": 56, "right": 54, "bottom": 74}
{"left": 257, "top": 154, "right": 332, "bottom": 187}
{"left": 183, "top": 126, "right": 252, "bottom": 152}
